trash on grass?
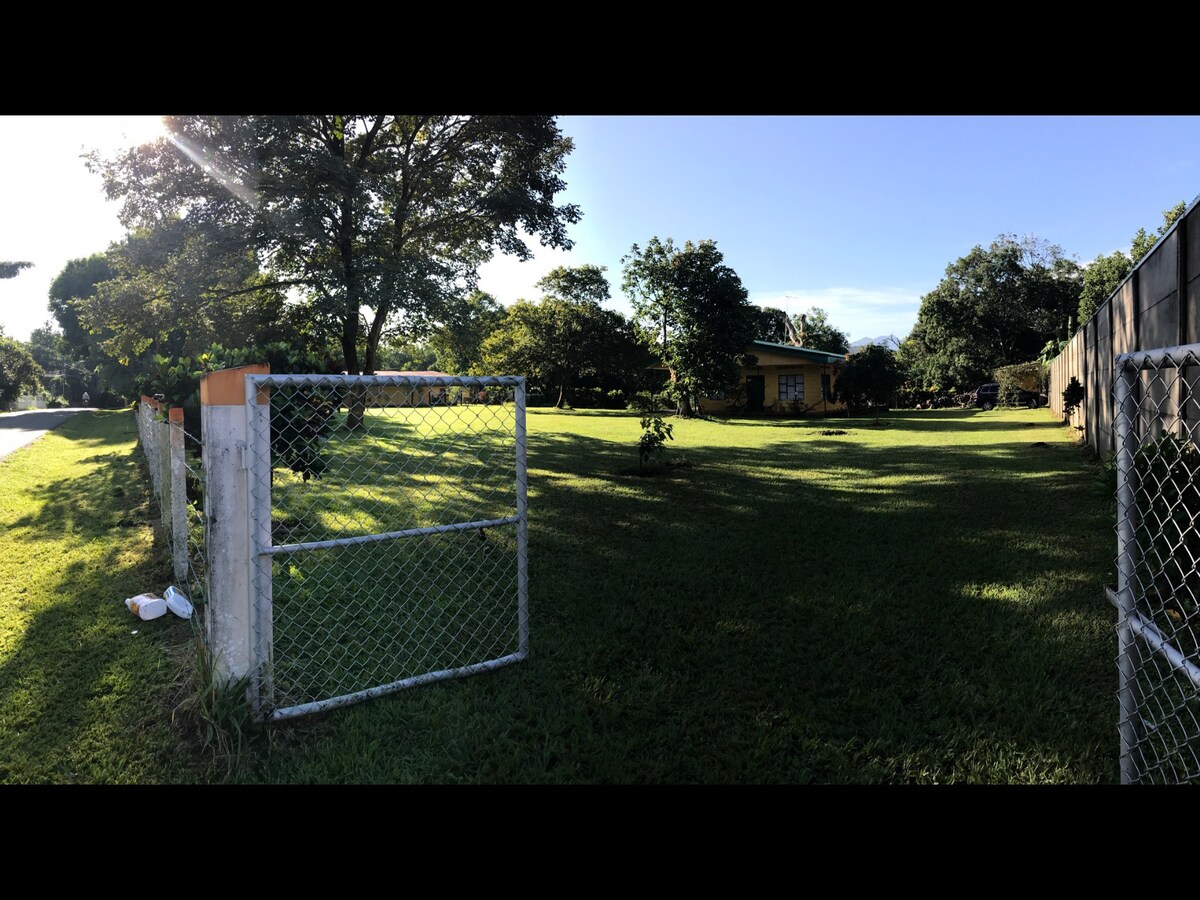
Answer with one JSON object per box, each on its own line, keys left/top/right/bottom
{"left": 164, "top": 585, "right": 193, "bottom": 619}
{"left": 126, "top": 593, "right": 167, "bottom": 621}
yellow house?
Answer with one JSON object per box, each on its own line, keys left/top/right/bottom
{"left": 362, "top": 370, "right": 453, "bottom": 407}
{"left": 700, "top": 341, "right": 847, "bottom": 415}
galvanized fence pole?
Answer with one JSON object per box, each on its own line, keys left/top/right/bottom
{"left": 1114, "top": 354, "right": 1142, "bottom": 783}
{"left": 515, "top": 377, "right": 529, "bottom": 659}
{"left": 246, "top": 373, "right": 274, "bottom": 714}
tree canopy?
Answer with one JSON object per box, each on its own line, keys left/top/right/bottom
{"left": 1077, "top": 201, "right": 1187, "bottom": 326}
{"left": 88, "top": 116, "right": 581, "bottom": 386}
{"left": 535, "top": 264, "right": 610, "bottom": 305}
{"left": 0, "top": 261, "right": 31, "bottom": 280}
{"left": 834, "top": 344, "right": 902, "bottom": 421}
{"left": 1131, "top": 201, "right": 1186, "bottom": 266}
{"left": 479, "top": 265, "right": 640, "bottom": 407}
{"left": 901, "top": 235, "right": 1080, "bottom": 391}
{"left": 793, "top": 306, "right": 850, "bottom": 355}
{"left": 48, "top": 253, "right": 115, "bottom": 361}
{"left": 755, "top": 306, "right": 791, "bottom": 343}
{"left": 621, "top": 237, "right": 757, "bottom": 416}
{"left": 0, "top": 336, "right": 42, "bottom": 407}
{"left": 425, "top": 290, "right": 505, "bottom": 375}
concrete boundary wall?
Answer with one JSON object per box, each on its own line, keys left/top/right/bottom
{"left": 1049, "top": 199, "right": 1200, "bottom": 458}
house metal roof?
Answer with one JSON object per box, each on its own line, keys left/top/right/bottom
{"left": 749, "top": 340, "right": 845, "bottom": 365}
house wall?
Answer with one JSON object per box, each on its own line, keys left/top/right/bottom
{"left": 370, "top": 384, "right": 441, "bottom": 407}
{"left": 701, "top": 360, "right": 845, "bottom": 414}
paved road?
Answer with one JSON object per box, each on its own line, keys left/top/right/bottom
{"left": 0, "top": 408, "right": 87, "bottom": 461}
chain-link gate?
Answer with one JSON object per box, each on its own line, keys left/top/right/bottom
{"left": 244, "top": 374, "right": 528, "bottom": 720}
{"left": 1111, "top": 343, "right": 1200, "bottom": 782}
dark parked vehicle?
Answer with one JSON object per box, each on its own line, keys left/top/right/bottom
{"left": 971, "top": 382, "right": 1044, "bottom": 411}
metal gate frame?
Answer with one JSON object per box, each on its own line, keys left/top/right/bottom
{"left": 244, "top": 373, "right": 528, "bottom": 721}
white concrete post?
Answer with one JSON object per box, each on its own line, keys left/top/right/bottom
{"left": 200, "top": 365, "right": 269, "bottom": 691}
{"left": 168, "top": 407, "right": 189, "bottom": 585}
{"left": 157, "top": 415, "right": 171, "bottom": 522}
{"left": 140, "top": 396, "right": 161, "bottom": 499}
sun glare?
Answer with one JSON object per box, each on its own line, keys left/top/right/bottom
{"left": 165, "top": 129, "right": 259, "bottom": 208}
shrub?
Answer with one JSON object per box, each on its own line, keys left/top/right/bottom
{"left": 638, "top": 414, "right": 674, "bottom": 469}
{"left": 1062, "top": 376, "right": 1085, "bottom": 418}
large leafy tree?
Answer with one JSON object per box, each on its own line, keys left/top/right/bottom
{"left": 46, "top": 237, "right": 300, "bottom": 404}
{"left": 0, "top": 261, "right": 31, "bottom": 280}
{"left": 1131, "top": 201, "right": 1187, "bottom": 266}
{"left": 479, "top": 265, "right": 639, "bottom": 407}
{"left": 1077, "top": 250, "right": 1132, "bottom": 328}
{"left": 1076, "top": 201, "right": 1187, "bottom": 326}
{"left": 0, "top": 336, "right": 43, "bottom": 407}
{"left": 48, "top": 253, "right": 114, "bottom": 361}
{"left": 536, "top": 263, "right": 610, "bottom": 306}
{"left": 26, "top": 324, "right": 71, "bottom": 373}
{"left": 834, "top": 343, "right": 903, "bottom": 422}
{"left": 374, "top": 338, "right": 438, "bottom": 372}
{"left": 902, "top": 235, "right": 1080, "bottom": 391}
{"left": 426, "top": 290, "right": 505, "bottom": 374}
{"left": 479, "top": 298, "right": 639, "bottom": 407}
{"left": 621, "top": 237, "right": 758, "bottom": 417}
{"left": 793, "top": 306, "right": 850, "bottom": 355}
{"left": 80, "top": 227, "right": 294, "bottom": 363}
{"left": 756, "top": 306, "right": 791, "bottom": 343}
{"left": 89, "top": 116, "right": 581, "bottom": 399}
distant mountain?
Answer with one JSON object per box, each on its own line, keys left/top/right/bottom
{"left": 849, "top": 334, "right": 901, "bottom": 350}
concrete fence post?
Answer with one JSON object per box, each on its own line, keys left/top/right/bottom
{"left": 157, "top": 414, "right": 171, "bottom": 528}
{"left": 140, "top": 396, "right": 161, "bottom": 499}
{"left": 168, "top": 407, "right": 189, "bottom": 585}
{"left": 200, "top": 364, "right": 269, "bottom": 689}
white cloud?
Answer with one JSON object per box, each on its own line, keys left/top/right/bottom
{"left": 476, "top": 242, "right": 581, "bottom": 305}
{"left": 748, "top": 286, "right": 921, "bottom": 342}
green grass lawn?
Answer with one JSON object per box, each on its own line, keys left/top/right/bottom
{"left": 0, "top": 405, "right": 1119, "bottom": 783}
{"left": 0, "top": 411, "right": 210, "bottom": 783}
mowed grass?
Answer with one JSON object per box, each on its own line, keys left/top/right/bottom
{"left": 267, "top": 402, "right": 521, "bottom": 710}
{"left": 0, "top": 405, "right": 1120, "bottom": 783}
{"left": 0, "top": 411, "right": 207, "bottom": 783}
{"left": 237, "top": 405, "right": 1118, "bottom": 784}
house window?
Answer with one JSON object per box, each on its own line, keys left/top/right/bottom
{"left": 779, "top": 374, "right": 804, "bottom": 402}
{"left": 821, "top": 374, "right": 832, "bottom": 402}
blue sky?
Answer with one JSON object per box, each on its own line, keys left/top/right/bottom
{"left": 4, "top": 115, "right": 1200, "bottom": 344}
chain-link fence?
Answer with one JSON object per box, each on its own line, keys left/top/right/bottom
{"left": 243, "top": 374, "right": 527, "bottom": 720}
{"left": 1112, "top": 343, "right": 1200, "bottom": 782}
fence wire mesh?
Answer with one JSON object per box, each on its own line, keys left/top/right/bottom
{"left": 1113, "top": 344, "right": 1200, "bottom": 783}
{"left": 181, "top": 422, "right": 207, "bottom": 611}
{"left": 245, "top": 374, "right": 527, "bottom": 719}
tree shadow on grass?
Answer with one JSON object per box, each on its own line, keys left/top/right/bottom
{"left": 241, "top": 414, "right": 1118, "bottom": 784}
{"left": 512, "top": 428, "right": 1117, "bottom": 782}
{"left": 0, "top": 414, "right": 205, "bottom": 784}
